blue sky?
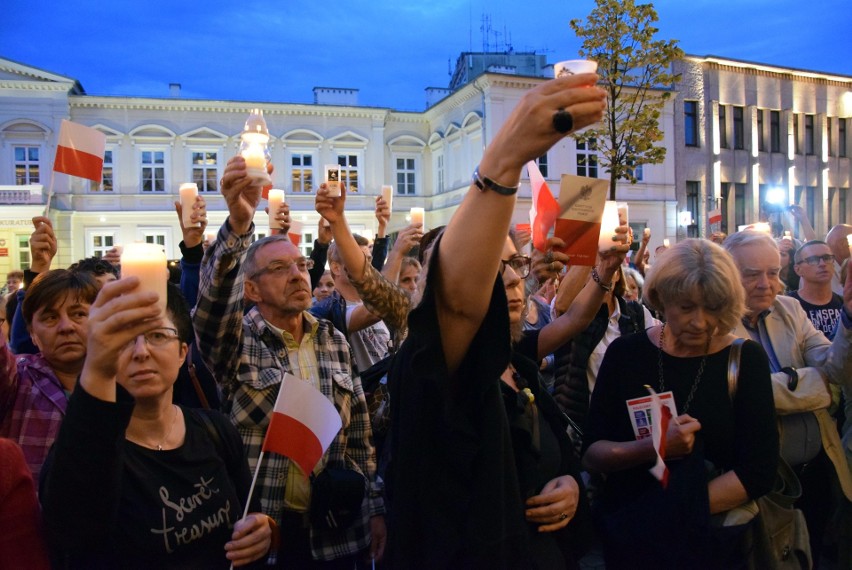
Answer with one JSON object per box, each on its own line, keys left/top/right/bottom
{"left": 2, "top": 0, "right": 850, "bottom": 111}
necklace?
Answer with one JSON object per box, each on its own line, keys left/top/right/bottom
{"left": 657, "top": 323, "right": 710, "bottom": 414}
{"left": 130, "top": 404, "right": 179, "bottom": 451}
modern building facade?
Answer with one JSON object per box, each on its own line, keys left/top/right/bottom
{"left": 673, "top": 55, "right": 852, "bottom": 239}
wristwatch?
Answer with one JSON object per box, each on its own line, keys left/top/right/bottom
{"left": 472, "top": 165, "right": 519, "bottom": 196}
{"left": 781, "top": 367, "right": 798, "bottom": 391}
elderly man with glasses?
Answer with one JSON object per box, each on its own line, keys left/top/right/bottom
{"left": 193, "top": 156, "right": 385, "bottom": 568}
{"left": 724, "top": 230, "right": 852, "bottom": 566}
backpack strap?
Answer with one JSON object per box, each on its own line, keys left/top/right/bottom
{"left": 727, "top": 338, "right": 746, "bottom": 401}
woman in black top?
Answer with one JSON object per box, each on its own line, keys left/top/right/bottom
{"left": 41, "top": 281, "right": 272, "bottom": 569}
{"left": 583, "top": 239, "right": 779, "bottom": 569}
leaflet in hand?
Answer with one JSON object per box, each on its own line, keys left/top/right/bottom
{"left": 552, "top": 174, "right": 608, "bottom": 266}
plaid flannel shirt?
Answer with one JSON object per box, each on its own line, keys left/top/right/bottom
{"left": 0, "top": 340, "right": 69, "bottom": 481}
{"left": 192, "top": 222, "right": 383, "bottom": 561}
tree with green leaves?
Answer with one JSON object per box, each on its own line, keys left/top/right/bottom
{"left": 570, "top": 0, "right": 683, "bottom": 200}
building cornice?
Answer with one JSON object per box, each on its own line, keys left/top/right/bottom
{"left": 685, "top": 55, "right": 852, "bottom": 87}
{"left": 0, "top": 80, "right": 78, "bottom": 93}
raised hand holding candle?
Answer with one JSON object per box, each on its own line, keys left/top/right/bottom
{"left": 381, "top": 185, "right": 394, "bottom": 212}
{"left": 598, "top": 201, "right": 620, "bottom": 252}
{"left": 410, "top": 207, "right": 425, "bottom": 229}
{"left": 325, "top": 165, "right": 341, "bottom": 197}
{"left": 121, "top": 243, "right": 168, "bottom": 316}
{"left": 617, "top": 202, "right": 629, "bottom": 225}
{"left": 179, "top": 183, "right": 199, "bottom": 227}
{"left": 268, "top": 189, "right": 285, "bottom": 230}
{"left": 554, "top": 59, "right": 598, "bottom": 77}
{"left": 239, "top": 109, "right": 272, "bottom": 185}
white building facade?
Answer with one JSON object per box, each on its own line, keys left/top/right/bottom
{"left": 6, "top": 52, "right": 792, "bottom": 274}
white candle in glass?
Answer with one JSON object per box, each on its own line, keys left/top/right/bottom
{"left": 381, "top": 185, "right": 394, "bottom": 213}
{"left": 179, "top": 183, "right": 199, "bottom": 227}
{"left": 121, "top": 243, "right": 168, "bottom": 316}
{"left": 663, "top": 238, "right": 671, "bottom": 248}
{"left": 598, "top": 201, "right": 620, "bottom": 251}
{"left": 617, "top": 202, "right": 629, "bottom": 225}
{"left": 846, "top": 234, "right": 852, "bottom": 258}
{"left": 242, "top": 143, "right": 266, "bottom": 172}
{"left": 268, "top": 189, "right": 285, "bottom": 230}
{"left": 409, "top": 207, "right": 425, "bottom": 228}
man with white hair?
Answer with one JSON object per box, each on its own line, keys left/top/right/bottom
{"left": 724, "top": 230, "right": 852, "bottom": 565}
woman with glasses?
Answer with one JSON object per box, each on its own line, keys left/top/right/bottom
{"left": 40, "top": 281, "right": 273, "bottom": 568}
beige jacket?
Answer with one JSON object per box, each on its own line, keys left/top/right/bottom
{"left": 733, "top": 294, "right": 852, "bottom": 500}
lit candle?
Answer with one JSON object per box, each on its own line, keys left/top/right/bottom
{"left": 643, "top": 227, "right": 651, "bottom": 239}
{"left": 410, "top": 207, "right": 425, "bottom": 228}
{"left": 268, "top": 189, "right": 285, "bottom": 230}
{"left": 381, "top": 185, "right": 394, "bottom": 213}
{"left": 617, "top": 202, "right": 629, "bottom": 225}
{"left": 121, "top": 243, "right": 168, "bottom": 316}
{"left": 783, "top": 230, "right": 792, "bottom": 241}
{"left": 325, "top": 165, "right": 341, "bottom": 197}
{"left": 242, "top": 144, "right": 266, "bottom": 172}
{"left": 663, "top": 238, "right": 670, "bottom": 248}
{"left": 598, "top": 201, "right": 620, "bottom": 252}
{"left": 179, "top": 183, "right": 199, "bottom": 228}
{"left": 846, "top": 234, "right": 852, "bottom": 259}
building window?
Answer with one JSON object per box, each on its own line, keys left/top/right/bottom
{"left": 756, "top": 110, "right": 765, "bottom": 152}
{"left": 720, "top": 183, "right": 730, "bottom": 234}
{"left": 793, "top": 114, "right": 800, "bottom": 155}
{"left": 143, "top": 233, "right": 166, "bottom": 247}
{"left": 290, "top": 153, "right": 315, "bottom": 193}
{"left": 576, "top": 139, "right": 598, "bottom": 178}
{"left": 627, "top": 151, "right": 643, "bottom": 182}
{"left": 805, "top": 115, "right": 815, "bottom": 155}
{"left": 435, "top": 153, "right": 445, "bottom": 194}
{"left": 840, "top": 118, "right": 847, "bottom": 158}
{"left": 17, "top": 235, "right": 30, "bottom": 270}
{"left": 684, "top": 101, "right": 698, "bottom": 147}
{"left": 91, "top": 150, "right": 114, "bottom": 192}
{"left": 829, "top": 187, "right": 838, "bottom": 227}
{"left": 141, "top": 150, "right": 166, "bottom": 192}
{"left": 841, "top": 188, "right": 848, "bottom": 224}
{"left": 14, "top": 146, "right": 40, "bottom": 185}
{"left": 191, "top": 151, "right": 218, "bottom": 193}
{"left": 719, "top": 105, "right": 728, "bottom": 149}
{"left": 337, "top": 154, "right": 359, "bottom": 192}
{"left": 733, "top": 106, "right": 744, "bottom": 150}
{"left": 536, "top": 154, "right": 549, "bottom": 178}
{"left": 806, "top": 186, "right": 816, "bottom": 227}
{"left": 828, "top": 118, "right": 833, "bottom": 157}
{"left": 734, "top": 183, "right": 746, "bottom": 228}
{"left": 90, "top": 232, "right": 116, "bottom": 258}
{"left": 686, "top": 181, "right": 700, "bottom": 238}
{"left": 395, "top": 157, "right": 417, "bottom": 195}
{"left": 770, "top": 111, "right": 781, "bottom": 153}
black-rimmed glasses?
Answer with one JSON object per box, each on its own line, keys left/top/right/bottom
{"left": 500, "top": 254, "right": 532, "bottom": 279}
{"left": 796, "top": 254, "right": 835, "bottom": 267}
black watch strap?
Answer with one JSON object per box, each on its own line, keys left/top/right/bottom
{"left": 781, "top": 367, "right": 798, "bottom": 391}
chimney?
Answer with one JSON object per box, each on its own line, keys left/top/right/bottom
{"left": 169, "top": 83, "right": 181, "bottom": 98}
{"left": 312, "top": 87, "right": 359, "bottom": 106}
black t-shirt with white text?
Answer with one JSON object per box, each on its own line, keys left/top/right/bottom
{"left": 787, "top": 291, "right": 843, "bottom": 340}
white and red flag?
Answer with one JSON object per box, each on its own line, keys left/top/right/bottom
{"left": 53, "top": 120, "right": 106, "bottom": 181}
{"left": 526, "top": 160, "right": 560, "bottom": 252}
{"left": 261, "top": 373, "right": 342, "bottom": 476}
{"left": 646, "top": 385, "right": 672, "bottom": 488}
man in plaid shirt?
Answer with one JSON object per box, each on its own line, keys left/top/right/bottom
{"left": 193, "top": 155, "right": 385, "bottom": 567}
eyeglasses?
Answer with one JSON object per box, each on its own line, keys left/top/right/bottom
{"left": 125, "top": 327, "right": 180, "bottom": 350}
{"left": 250, "top": 257, "right": 315, "bottom": 279}
{"left": 796, "top": 254, "right": 835, "bottom": 267}
{"left": 500, "top": 254, "right": 532, "bottom": 279}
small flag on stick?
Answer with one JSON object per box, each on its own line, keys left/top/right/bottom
{"left": 645, "top": 385, "right": 672, "bottom": 488}
{"left": 53, "top": 120, "right": 106, "bottom": 181}
{"left": 527, "top": 160, "right": 560, "bottom": 252}
{"left": 261, "top": 373, "right": 342, "bottom": 476}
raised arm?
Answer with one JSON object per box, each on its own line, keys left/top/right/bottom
{"left": 380, "top": 223, "right": 423, "bottom": 284}
{"left": 438, "top": 74, "right": 606, "bottom": 376}
{"left": 175, "top": 194, "right": 208, "bottom": 307}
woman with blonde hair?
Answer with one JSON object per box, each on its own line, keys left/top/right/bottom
{"left": 583, "top": 238, "right": 778, "bottom": 568}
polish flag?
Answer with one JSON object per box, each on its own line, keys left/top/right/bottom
{"left": 53, "top": 120, "right": 106, "bottom": 181}
{"left": 527, "top": 160, "right": 560, "bottom": 252}
{"left": 262, "top": 373, "right": 342, "bottom": 475}
{"left": 646, "top": 386, "right": 672, "bottom": 488}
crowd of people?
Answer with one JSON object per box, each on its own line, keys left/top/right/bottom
{"left": 1, "top": 70, "right": 851, "bottom": 569}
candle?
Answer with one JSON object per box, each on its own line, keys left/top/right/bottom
{"left": 617, "top": 202, "right": 629, "bottom": 225}
{"left": 598, "top": 201, "right": 620, "bottom": 252}
{"left": 325, "top": 164, "right": 341, "bottom": 197}
{"left": 381, "top": 185, "right": 394, "bottom": 213}
{"left": 268, "top": 189, "right": 285, "bottom": 230}
{"left": 242, "top": 144, "right": 266, "bottom": 172}
{"left": 410, "top": 207, "right": 425, "bottom": 228}
{"left": 121, "top": 243, "right": 168, "bottom": 316}
{"left": 643, "top": 227, "right": 651, "bottom": 239}
{"left": 846, "top": 234, "right": 852, "bottom": 259}
{"left": 179, "top": 183, "right": 199, "bottom": 228}
{"left": 663, "top": 238, "right": 671, "bottom": 248}
{"left": 783, "top": 231, "right": 792, "bottom": 241}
